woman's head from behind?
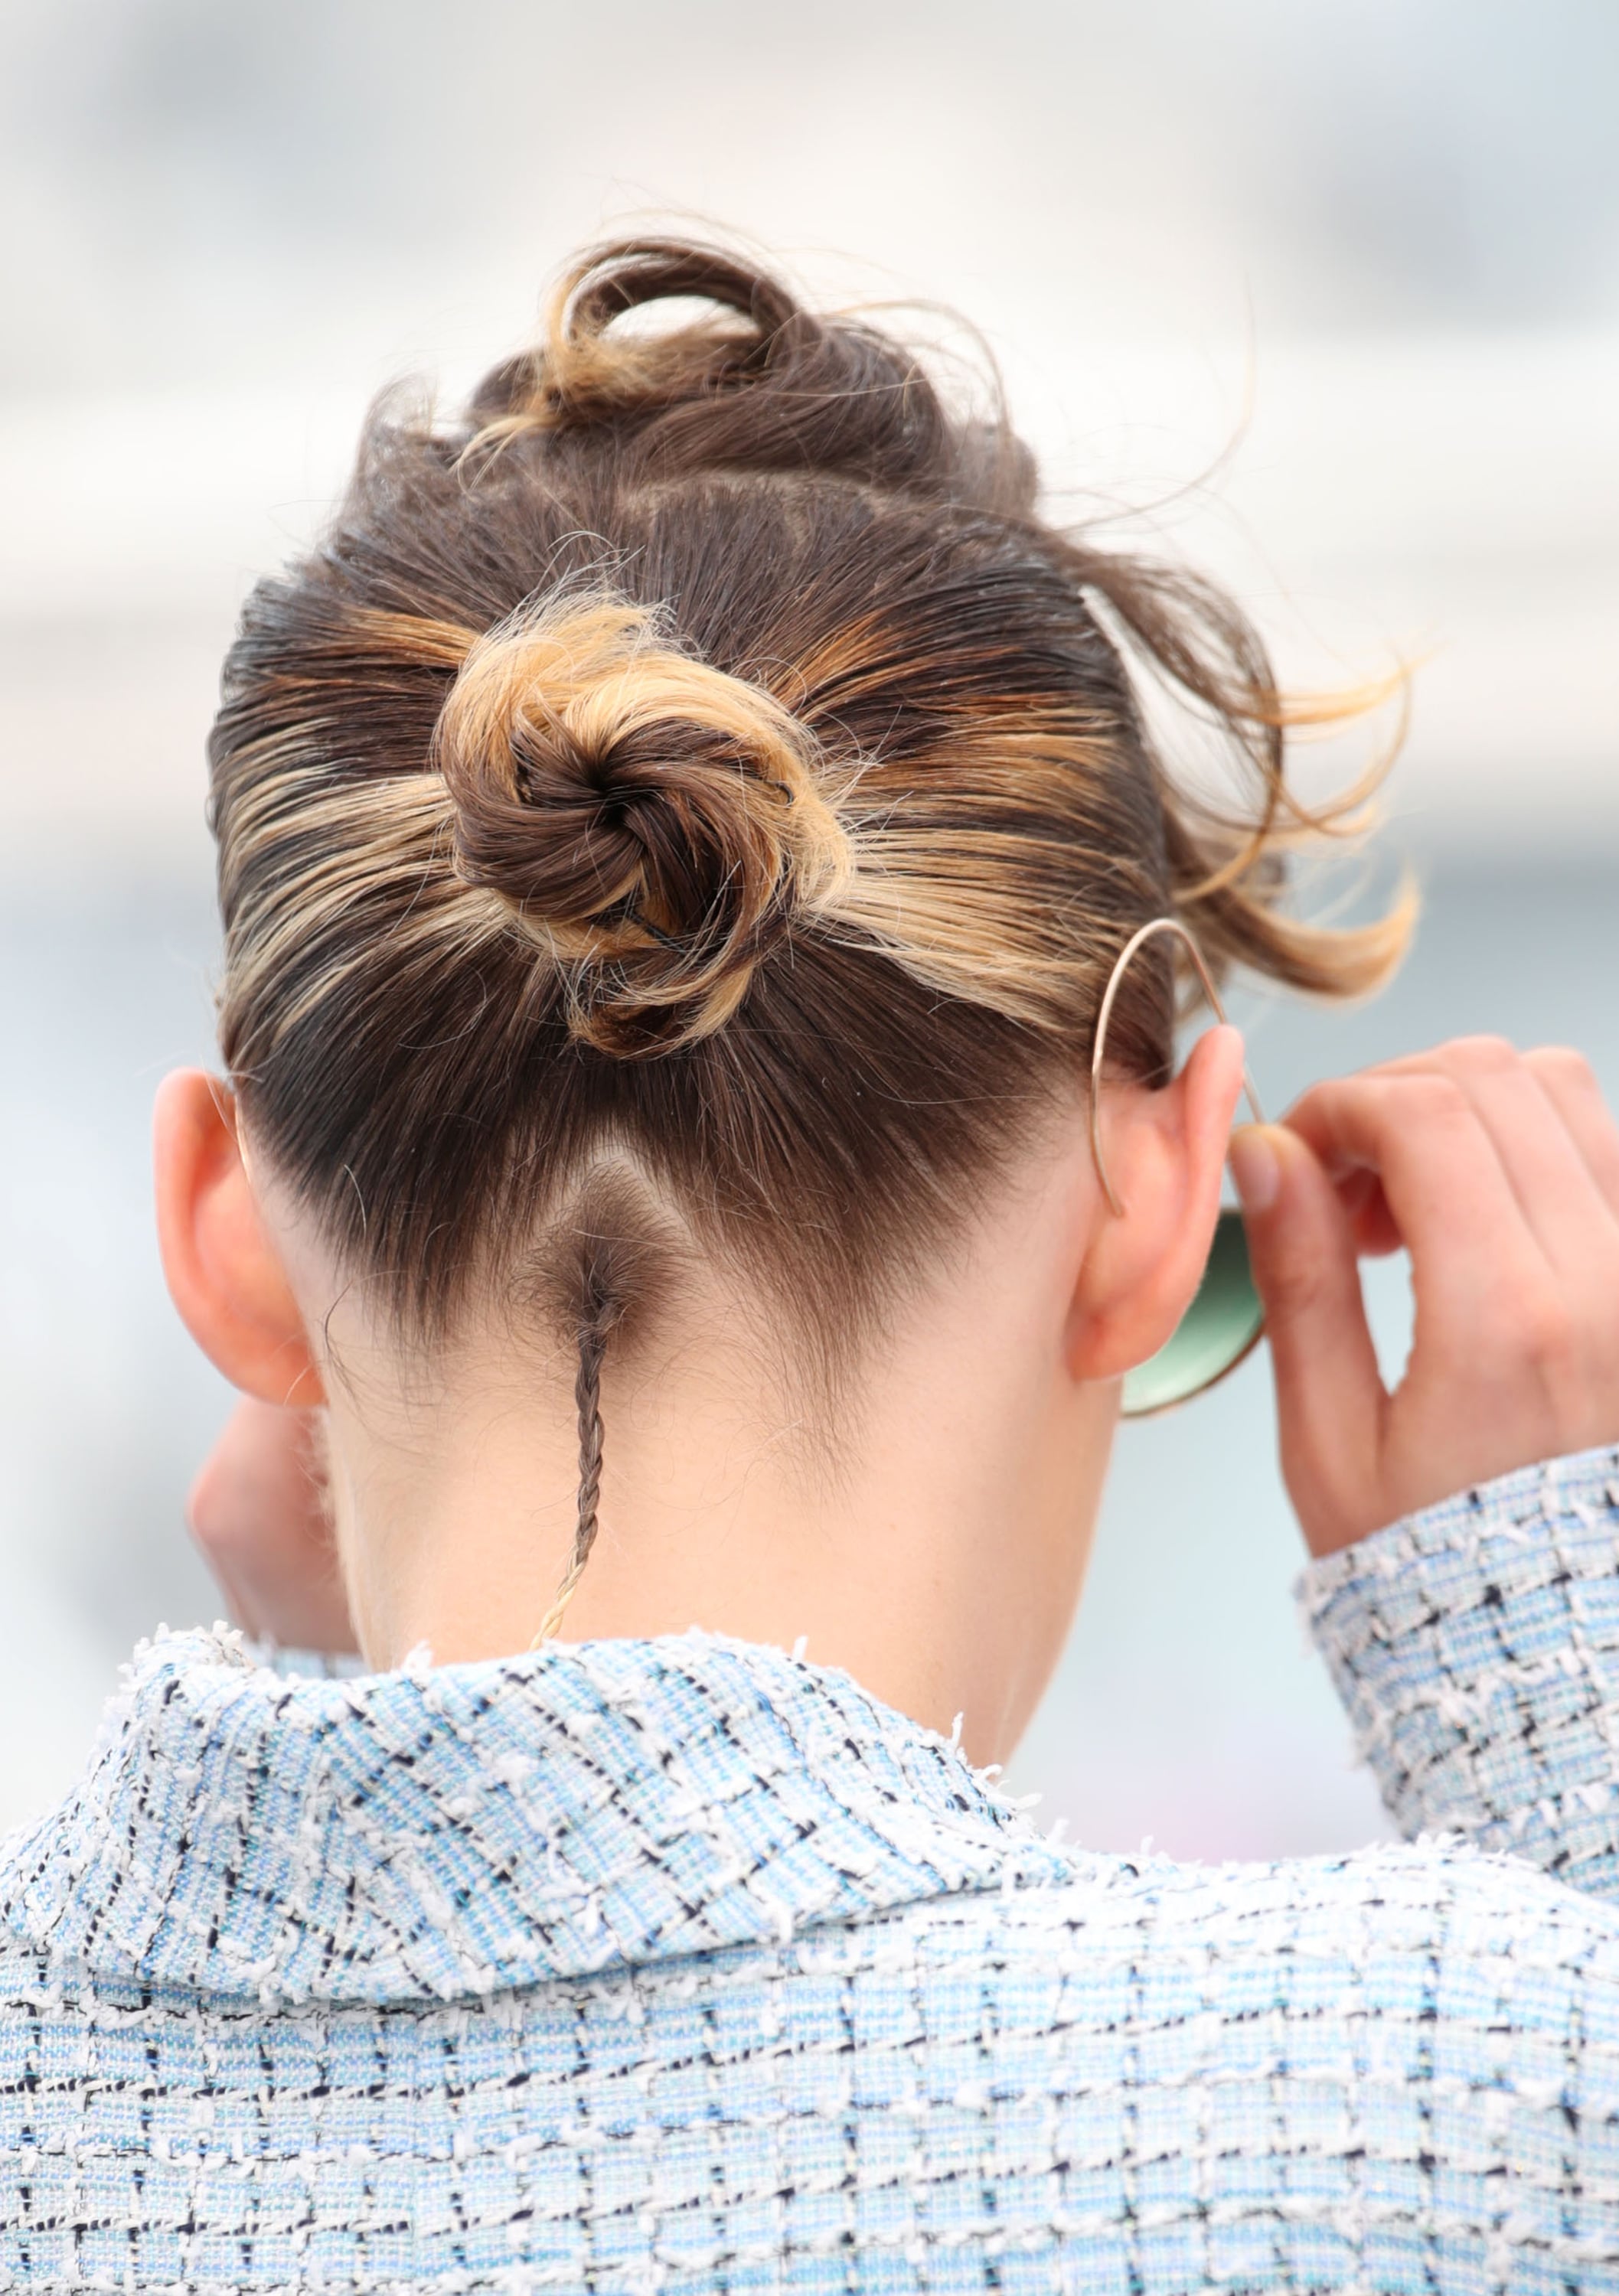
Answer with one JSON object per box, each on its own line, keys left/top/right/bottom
{"left": 157, "top": 238, "right": 1404, "bottom": 1755}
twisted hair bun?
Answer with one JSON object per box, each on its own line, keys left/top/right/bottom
{"left": 435, "top": 597, "right": 852, "bottom": 1053}
{"left": 215, "top": 227, "right": 1410, "bottom": 1372}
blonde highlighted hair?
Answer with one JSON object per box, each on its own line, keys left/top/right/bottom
{"left": 211, "top": 234, "right": 1409, "bottom": 1556}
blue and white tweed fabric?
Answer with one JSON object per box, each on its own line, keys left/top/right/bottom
{"left": 4, "top": 1453, "right": 1619, "bottom": 2291}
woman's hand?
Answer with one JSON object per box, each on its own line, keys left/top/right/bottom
{"left": 1230, "top": 1037, "right": 1619, "bottom": 1558}
{"left": 187, "top": 1398, "right": 361, "bottom": 1652}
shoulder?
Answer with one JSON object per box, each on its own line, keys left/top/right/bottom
{"left": 808, "top": 1835, "right": 1619, "bottom": 2046}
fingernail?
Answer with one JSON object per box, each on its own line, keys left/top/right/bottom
{"left": 1229, "top": 1125, "right": 1281, "bottom": 1215}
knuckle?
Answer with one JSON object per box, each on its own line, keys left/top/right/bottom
{"left": 184, "top": 1460, "right": 237, "bottom": 1554}
{"left": 1516, "top": 1287, "right": 1579, "bottom": 1375}
{"left": 1399, "top": 1073, "right": 1471, "bottom": 1127}
{"left": 1443, "top": 1032, "right": 1519, "bottom": 1076}
{"left": 1530, "top": 1044, "right": 1596, "bottom": 1090}
{"left": 1263, "top": 1252, "right": 1327, "bottom": 1326}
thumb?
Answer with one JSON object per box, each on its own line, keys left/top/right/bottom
{"left": 1229, "top": 1123, "right": 1385, "bottom": 1555}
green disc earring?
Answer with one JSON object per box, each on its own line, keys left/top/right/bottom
{"left": 1089, "top": 918, "right": 1268, "bottom": 1418}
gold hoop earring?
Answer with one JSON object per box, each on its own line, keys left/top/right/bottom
{"left": 1091, "top": 917, "right": 1268, "bottom": 1416}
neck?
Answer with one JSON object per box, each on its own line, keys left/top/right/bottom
{"left": 310, "top": 1153, "right": 1115, "bottom": 1769}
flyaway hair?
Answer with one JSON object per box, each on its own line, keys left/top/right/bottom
{"left": 209, "top": 235, "right": 1412, "bottom": 1616}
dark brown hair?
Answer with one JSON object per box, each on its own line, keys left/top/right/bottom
{"left": 209, "top": 237, "right": 1408, "bottom": 1618}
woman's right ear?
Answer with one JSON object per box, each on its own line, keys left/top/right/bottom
{"left": 152, "top": 1071, "right": 325, "bottom": 1407}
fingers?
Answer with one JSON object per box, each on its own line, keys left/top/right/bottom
{"left": 1284, "top": 1065, "right": 1546, "bottom": 1353}
{"left": 1339, "top": 1166, "right": 1403, "bottom": 1259}
{"left": 1267, "top": 1038, "right": 1619, "bottom": 1547}
{"left": 1457, "top": 1042, "right": 1619, "bottom": 1277}
{"left": 188, "top": 1400, "right": 359, "bottom": 1653}
{"left": 1340, "top": 1039, "right": 1619, "bottom": 1278}
{"left": 1525, "top": 1046, "right": 1619, "bottom": 1221}
{"left": 1230, "top": 1123, "right": 1386, "bottom": 1556}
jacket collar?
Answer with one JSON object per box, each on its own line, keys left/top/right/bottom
{"left": 1, "top": 1627, "right": 1069, "bottom": 2007}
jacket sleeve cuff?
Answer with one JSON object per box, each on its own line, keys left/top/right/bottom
{"left": 1299, "top": 1446, "right": 1619, "bottom": 1897}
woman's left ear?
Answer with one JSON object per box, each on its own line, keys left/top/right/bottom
{"left": 153, "top": 1071, "right": 325, "bottom": 1407}
{"left": 1065, "top": 1023, "right": 1245, "bottom": 1383}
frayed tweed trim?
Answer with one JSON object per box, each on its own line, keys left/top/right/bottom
{"left": 0, "top": 1626, "right": 1071, "bottom": 2008}
{"left": 1300, "top": 1443, "right": 1619, "bottom": 1896}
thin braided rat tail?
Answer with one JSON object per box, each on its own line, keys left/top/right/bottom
{"left": 528, "top": 1166, "right": 676, "bottom": 1647}
{"left": 533, "top": 1321, "right": 609, "bottom": 1644}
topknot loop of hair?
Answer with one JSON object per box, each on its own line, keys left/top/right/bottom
{"left": 432, "top": 589, "right": 854, "bottom": 1055}
{"left": 210, "top": 223, "right": 1414, "bottom": 1382}
{"left": 458, "top": 236, "right": 974, "bottom": 497}
{"left": 463, "top": 239, "right": 795, "bottom": 439}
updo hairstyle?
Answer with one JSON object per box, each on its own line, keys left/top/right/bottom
{"left": 209, "top": 238, "right": 1408, "bottom": 1618}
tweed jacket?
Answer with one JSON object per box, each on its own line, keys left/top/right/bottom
{"left": 4, "top": 1452, "right": 1619, "bottom": 2292}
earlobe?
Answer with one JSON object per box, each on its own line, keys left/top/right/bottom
{"left": 1065, "top": 1023, "right": 1245, "bottom": 1384}
{"left": 152, "top": 1071, "right": 325, "bottom": 1407}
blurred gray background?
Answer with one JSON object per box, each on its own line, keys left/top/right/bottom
{"left": 2, "top": 0, "right": 1617, "bottom": 1854}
